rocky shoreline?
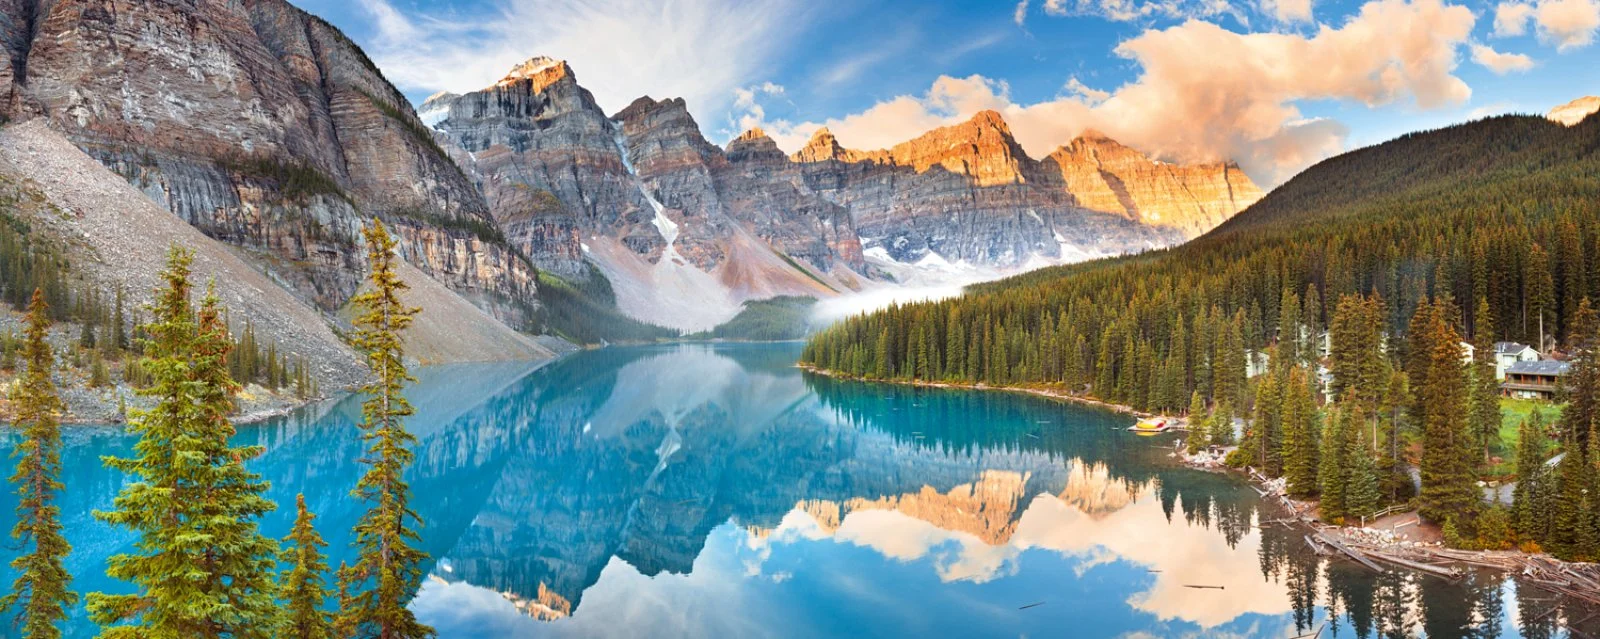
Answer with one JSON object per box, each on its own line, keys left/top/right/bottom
{"left": 1178, "top": 447, "right": 1600, "bottom": 606}
{"left": 799, "top": 363, "right": 1600, "bottom": 605}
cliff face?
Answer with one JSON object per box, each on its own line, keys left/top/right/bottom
{"left": 1048, "top": 130, "right": 1264, "bottom": 239}
{"left": 0, "top": 0, "right": 536, "bottom": 320}
{"left": 426, "top": 58, "right": 1261, "bottom": 329}
{"left": 783, "top": 111, "right": 1189, "bottom": 268}
{"left": 428, "top": 58, "right": 657, "bottom": 278}
{"left": 429, "top": 61, "right": 855, "bottom": 331}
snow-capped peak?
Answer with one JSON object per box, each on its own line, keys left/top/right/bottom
{"left": 495, "top": 56, "right": 567, "bottom": 87}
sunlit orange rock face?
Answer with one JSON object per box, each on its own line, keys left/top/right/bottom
{"left": 1049, "top": 130, "right": 1265, "bottom": 239}
{"left": 1549, "top": 96, "right": 1600, "bottom": 127}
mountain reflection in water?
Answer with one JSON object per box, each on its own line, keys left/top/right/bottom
{"left": 0, "top": 343, "right": 1591, "bottom": 638}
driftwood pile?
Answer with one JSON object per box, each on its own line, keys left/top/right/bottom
{"left": 1243, "top": 468, "right": 1600, "bottom": 606}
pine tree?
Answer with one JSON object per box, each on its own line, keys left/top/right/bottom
{"left": 1345, "top": 410, "right": 1382, "bottom": 523}
{"left": 280, "top": 495, "right": 334, "bottom": 639}
{"left": 1277, "top": 288, "right": 1302, "bottom": 367}
{"left": 1281, "top": 367, "right": 1321, "bottom": 498}
{"left": 1210, "top": 400, "right": 1235, "bottom": 446}
{"left": 0, "top": 290, "right": 78, "bottom": 639}
{"left": 1319, "top": 403, "right": 1350, "bottom": 522}
{"left": 1469, "top": 296, "right": 1501, "bottom": 465}
{"left": 1551, "top": 299, "right": 1600, "bottom": 556}
{"left": 1256, "top": 370, "right": 1285, "bottom": 474}
{"left": 335, "top": 222, "right": 433, "bottom": 639}
{"left": 1412, "top": 300, "right": 1479, "bottom": 524}
{"left": 1513, "top": 412, "right": 1550, "bottom": 542}
{"left": 1186, "top": 391, "right": 1210, "bottom": 455}
{"left": 88, "top": 249, "right": 281, "bottom": 638}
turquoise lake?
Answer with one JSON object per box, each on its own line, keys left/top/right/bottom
{"left": 0, "top": 343, "right": 1591, "bottom": 638}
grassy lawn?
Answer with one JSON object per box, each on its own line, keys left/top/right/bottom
{"left": 1487, "top": 399, "right": 1563, "bottom": 477}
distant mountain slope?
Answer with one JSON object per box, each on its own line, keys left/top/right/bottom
{"left": 0, "top": 120, "right": 557, "bottom": 380}
{"left": 802, "top": 113, "right": 1600, "bottom": 415}
{"left": 0, "top": 0, "right": 536, "bottom": 324}
{"left": 423, "top": 57, "right": 1263, "bottom": 331}
{"left": 1209, "top": 114, "right": 1597, "bottom": 236}
{"left": 0, "top": 119, "right": 365, "bottom": 387}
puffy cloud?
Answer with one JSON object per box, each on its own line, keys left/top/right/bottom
{"left": 739, "top": 0, "right": 1476, "bottom": 186}
{"left": 1470, "top": 44, "right": 1536, "bottom": 73}
{"left": 1493, "top": 0, "right": 1600, "bottom": 49}
{"left": 1494, "top": 2, "right": 1536, "bottom": 35}
{"left": 1259, "top": 0, "right": 1315, "bottom": 22}
{"left": 1064, "top": 77, "right": 1112, "bottom": 103}
{"left": 349, "top": 0, "right": 810, "bottom": 118}
{"left": 1014, "top": 0, "right": 1031, "bottom": 26}
{"left": 1535, "top": 0, "right": 1600, "bottom": 49}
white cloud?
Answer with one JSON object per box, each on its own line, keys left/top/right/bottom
{"left": 1043, "top": 0, "right": 1247, "bottom": 23}
{"left": 1494, "top": 2, "right": 1536, "bottom": 35}
{"left": 1065, "top": 77, "right": 1112, "bottom": 103}
{"left": 1470, "top": 44, "right": 1536, "bottom": 73}
{"left": 1260, "top": 0, "right": 1315, "bottom": 22}
{"left": 1492, "top": 0, "right": 1600, "bottom": 49}
{"left": 1535, "top": 0, "right": 1600, "bottom": 49}
{"left": 738, "top": 0, "right": 1476, "bottom": 187}
{"left": 1014, "top": 0, "right": 1031, "bottom": 25}
{"left": 349, "top": 0, "right": 811, "bottom": 119}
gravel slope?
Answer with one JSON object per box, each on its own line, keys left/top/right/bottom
{"left": 0, "top": 119, "right": 560, "bottom": 387}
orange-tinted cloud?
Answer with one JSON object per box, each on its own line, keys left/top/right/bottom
{"left": 1493, "top": 0, "right": 1600, "bottom": 50}
{"left": 1470, "top": 44, "right": 1537, "bottom": 73}
{"left": 740, "top": 0, "right": 1476, "bottom": 187}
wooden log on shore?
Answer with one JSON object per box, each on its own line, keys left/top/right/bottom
{"left": 1316, "top": 533, "right": 1385, "bottom": 572}
{"left": 1364, "top": 550, "right": 1462, "bottom": 580}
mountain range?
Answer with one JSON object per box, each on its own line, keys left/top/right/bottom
{"left": 0, "top": 0, "right": 1262, "bottom": 353}
{"left": 407, "top": 57, "right": 1263, "bottom": 330}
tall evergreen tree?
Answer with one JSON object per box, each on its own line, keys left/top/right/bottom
{"left": 335, "top": 222, "right": 433, "bottom": 639}
{"left": 1281, "top": 367, "right": 1321, "bottom": 498}
{"left": 1319, "top": 403, "right": 1350, "bottom": 522}
{"left": 1469, "top": 296, "right": 1502, "bottom": 465}
{"left": 0, "top": 290, "right": 77, "bottom": 639}
{"left": 1412, "top": 300, "right": 1479, "bottom": 524}
{"left": 1345, "top": 411, "right": 1382, "bottom": 522}
{"left": 280, "top": 494, "right": 334, "bottom": 639}
{"left": 89, "top": 252, "right": 281, "bottom": 638}
{"left": 1551, "top": 299, "right": 1600, "bottom": 556}
{"left": 1512, "top": 411, "right": 1551, "bottom": 542}
{"left": 1277, "top": 289, "right": 1302, "bottom": 367}
{"left": 1185, "top": 391, "right": 1209, "bottom": 455}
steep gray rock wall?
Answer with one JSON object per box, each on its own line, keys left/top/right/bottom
{"left": 0, "top": 0, "right": 538, "bottom": 324}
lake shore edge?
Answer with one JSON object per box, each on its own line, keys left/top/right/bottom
{"left": 799, "top": 362, "right": 1600, "bottom": 606}
{"left": 795, "top": 363, "right": 1158, "bottom": 418}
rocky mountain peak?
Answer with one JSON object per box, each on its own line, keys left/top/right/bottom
{"left": 417, "top": 91, "right": 461, "bottom": 127}
{"left": 791, "top": 127, "right": 846, "bottom": 163}
{"left": 884, "top": 110, "right": 1031, "bottom": 186}
{"left": 611, "top": 95, "right": 693, "bottom": 126}
{"left": 494, "top": 56, "right": 574, "bottom": 92}
{"left": 725, "top": 127, "right": 786, "bottom": 162}
{"left": 966, "top": 109, "right": 1011, "bottom": 133}
{"left": 1549, "top": 96, "right": 1600, "bottom": 127}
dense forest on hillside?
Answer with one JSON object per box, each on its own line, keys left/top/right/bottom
{"left": 691, "top": 296, "right": 817, "bottom": 341}
{"left": 803, "top": 113, "right": 1600, "bottom": 558}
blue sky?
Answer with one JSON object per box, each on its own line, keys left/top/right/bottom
{"left": 290, "top": 0, "right": 1600, "bottom": 185}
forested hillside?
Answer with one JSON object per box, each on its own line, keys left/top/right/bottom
{"left": 802, "top": 112, "right": 1600, "bottom": 558}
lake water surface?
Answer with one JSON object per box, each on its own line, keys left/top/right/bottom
{"left": 1, "top": 343, "right": 1592, "bottom": 638}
